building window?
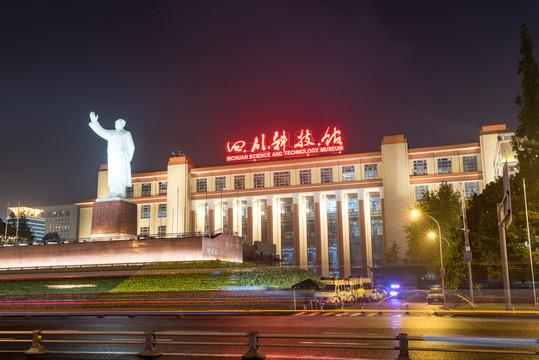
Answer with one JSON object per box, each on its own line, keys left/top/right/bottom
{"left": 370, "top": 194, "right": 384, "bottom": 265}
{"left": 234, "top": 175, "right": 245, "bottom": 190}
{"left": 299, "top": 169, "right": 311, "bottom": 185}
{"left": 140, "top": 226, "right": 149, "bottom": 236}
{"left": 125, "top": 186, "right": 134, "bottom": 198}
{"left": 347, "top": 194, "right": 361, "bottom": 276}
{"left": 415, "top": 185, "right": 428, "bottom": 201}
{"left": 437, "top": 158, "right": 452, "bottom": 174}
{"left": 320, "top": 168, "right": 333, "bottom": 183}
{"left": 159, "top": 182, "right": 167, "bottom": 195}
{"left": 196, "top": 178, "right": 207, "bottom": 193}
{"left": 280, "top": 198, "right": 294, "bottom": 266}
{"left": 141, "top": 183, "right": 152, "bottom": 197}
{"left": 342, "top": 166, "right": 355, "bottom": 181}
{"left": 365, "top": 164, "right": 378, "bottom": 179}
{"left": 413, "top": 160, "right": 427, "bottom": 176}
{"left": 158, "top": 225, "right": 166, "bottom": 238}
{"left": 141, "top": 205, "right": 150, "bottom": 219}
{"left": 253, "top": 173, "right": 265, "bottom": 188}
{"left": 326, "top": 195, "right": 339, "bottom": 277}
{"left": 305, "top": 196, "right": 316, "bottom": 271}
{"left": 465, "top": 182, "right": 480, "bottom": 198}
{"left": 215, "top": 176, "right": 226, "bottom": 191}
{"left": 158, "top": 203, "right": 167, "bottom": 218}
{"left": 273, "top": 171, "right": 290, "bottom": 187}
{"left": 463, "top": 155, "right": 478, "bottom": 172}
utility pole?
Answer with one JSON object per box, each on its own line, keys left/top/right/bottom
{"left": 523, "top": 178, "right": 537, "bottom": 308}
{"left": 498, "top": 164, "right": 512, "bottom": 311}
{"left": 461, "top": 191, "right": 473, "bottom": 303}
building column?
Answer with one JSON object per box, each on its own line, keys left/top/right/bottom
{"left": 314, "top": 193, "right": 322, "bottom": 275}
{"left": 190, "top": 208, "right": 196, "bottom": 233}
{"left": 358, "top": 192, "right": 368, "bottom": 278}
{"left": 208, "top": 200, "right": 215, "bottom": 235}
{"left": 228, "top": 201, "right": 234, "bottom": 234}
{"left": 267, "top": 196, "right": 274, "bottom": 245}
{"left": 293, "top": 194, "right": 301, "bottom": 267}
{"left": 336, "top": 191, "right": 344, "bottom": 276}
{"left": 341, "top": 193, "right": 351, "bottom": 278}
{"left": 247, "top": 198, "right": 254, "bottom": 244}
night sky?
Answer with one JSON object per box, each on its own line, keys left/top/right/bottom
{"left": 1, "top": 0, "right": 538, "bottom": 213}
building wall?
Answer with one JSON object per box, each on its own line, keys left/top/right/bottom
{"left": 0, "top": 234, "right": 242, "bottom": 269}
{"left": 75, "top": 124, "right": 512, "bottom": 278}
{"left": 41, "top": 204, "right": 80, "bottom": 241}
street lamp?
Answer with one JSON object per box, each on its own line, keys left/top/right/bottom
{"left": 428, "top": 232, "right": 450, "bottom": 247}
{"left": 412, "top": 210, "right": 446, "bottom": 304}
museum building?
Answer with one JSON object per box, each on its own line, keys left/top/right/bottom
{"left": 76, "top": 124, "right": 516, "bottom": 278}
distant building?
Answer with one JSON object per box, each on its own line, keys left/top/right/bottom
{"left": 41, "top": 204, "right": 80, "bottom": 241}
{"left": 6, "top": 207, "right": 45, "bottom": 241}
{"left": 5, "top": 205, "right": 80, "bottom": 242}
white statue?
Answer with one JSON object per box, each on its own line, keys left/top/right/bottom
{"left": 89, "top": 111, "right": 135, "bottom": 198}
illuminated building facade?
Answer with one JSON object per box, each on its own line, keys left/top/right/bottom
{"left": 76, "top": 124, "right": 515, "bottom": 278}
{"left": 6, "top": 207, "right": 45, "bottom": 241}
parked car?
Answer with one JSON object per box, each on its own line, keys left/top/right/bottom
{"left": 427, "top": 285, "right": 444, "bottom": 304}
{"left": 372, "top": 288, "right": 388, "bottom": 301}
{"left": 388, "top": 284, "right": 403, "bottom": 299}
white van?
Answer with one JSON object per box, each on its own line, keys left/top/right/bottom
{"left": 345, "top": 277, "right": 374, "bottom": 302}
{"left": 314, "top": 278, "right": 348, "bottom": 306}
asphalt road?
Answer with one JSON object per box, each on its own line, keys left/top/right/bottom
{"left": 0, "top": 310, "right": 537, "bottom": 360}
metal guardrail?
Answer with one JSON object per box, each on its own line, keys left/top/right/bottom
{"left": 0, "top": 329, "right": 536, "bottom": 359}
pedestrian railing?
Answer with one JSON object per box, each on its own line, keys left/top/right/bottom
{"left": 0, "top": 329, "right": 537, "bottom": 359}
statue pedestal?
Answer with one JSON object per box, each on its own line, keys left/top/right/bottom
{"left": 90, "top": 198, "right": 137, "bottom": 240}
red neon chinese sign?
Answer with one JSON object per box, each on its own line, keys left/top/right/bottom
{"left": 225, "top": 126, "right": 344, "bottom": 162}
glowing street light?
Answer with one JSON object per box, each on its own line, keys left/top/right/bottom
{"left": 411, "top": 209, "right": 446, "bottom": 304}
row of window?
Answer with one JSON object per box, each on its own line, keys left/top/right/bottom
{"left": 126, "top": 182, "right": 167, "bottom": 198}
{"left": 44, "top": 210, "right": 71, "bottom": 218}
{"left": 140, "top": 225, "right": 167, "bottom": 237}
{"left": 195, "top": 165, "right": 378, "bottom": 193}
{"left": 412, "top": 156, "right": 478, "bottom": 176}
{"left": 414, "top": 181, "right": 480, "bottom": 201}
{"left": 140, "top": 203, "right": 167, "bottom": 219}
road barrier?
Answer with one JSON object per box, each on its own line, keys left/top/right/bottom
{"left": 0, "top": 329, "right": 537, "bottom": 359}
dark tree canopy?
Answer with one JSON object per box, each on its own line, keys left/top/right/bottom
{"left": 513, "top": 24, "right": 539, "bottom": 179}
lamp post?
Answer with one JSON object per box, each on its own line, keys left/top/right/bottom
{"left": 412, "top": 210, "right": 445, "bottom": 304}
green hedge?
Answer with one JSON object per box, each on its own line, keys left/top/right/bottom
{"left": 111, "top": 267, "right": 319, "bottom": 292}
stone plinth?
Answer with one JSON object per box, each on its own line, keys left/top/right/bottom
{"left": 90, "top": 198, "right": 137, "bottom": 240}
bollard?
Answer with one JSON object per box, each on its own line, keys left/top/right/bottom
{"left": 378, "top": 304, "right": 382, "bottom": 315}
{"left": 470, "top": 304, "right": 474, "bottom": 311}
{"left": 405, "top": 304, "right": 410, "bottom": 315}
{"left": 395, "top": 333, "right": 411, "bottom": 359}
{"left": 138, "top": 329, "right": 162, "bottom": 358}
{"left": 320, "top": 303, "right": 324, "bottom": 311}
{"left": 361, "top": 304, "right": 365, "bottom": 314}
{"left": 341, "top": 302, "right": 344, "bottom": 312}
{"left": 24, "top": 329, "right": 48, "bottom": 357}
{"left": 242, "top": 330, "right": 266, "bottom": 359}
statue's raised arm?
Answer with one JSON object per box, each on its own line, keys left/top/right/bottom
{"left": 89, "top": 112, "right": 112, "bottom": 141}
{"left": 88, "top": 111, "right": 135, "bottom": 198}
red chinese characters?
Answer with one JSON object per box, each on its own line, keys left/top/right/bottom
{"left": 321, "top": 127, "right": 343, "bottom": 146}
{"left": 294, "top": 129, "right": 315, "bottom": 148}
{"left": 225, "top": 126, "right": 344, "bottom": 162}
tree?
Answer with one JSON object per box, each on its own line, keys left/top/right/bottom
{"left": 14, "top": 216, "right": 34, "bottom": 243}
{"left": 0, "top": 218, "right": 15, "bottom": 241}
{"left": 405, "top": 183, "right": 462, "bottom": 268}
{"left": 384, "top": 241, "right": 400, "bottom": 265}
{"left": 510, "top": 23, "right": 539, "bottom": 284}
{"left": 513, "top": 24, "right": 539, "bottom": 180}
{"left": 43, "top": 232, "right": 61, "bottom": 243}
